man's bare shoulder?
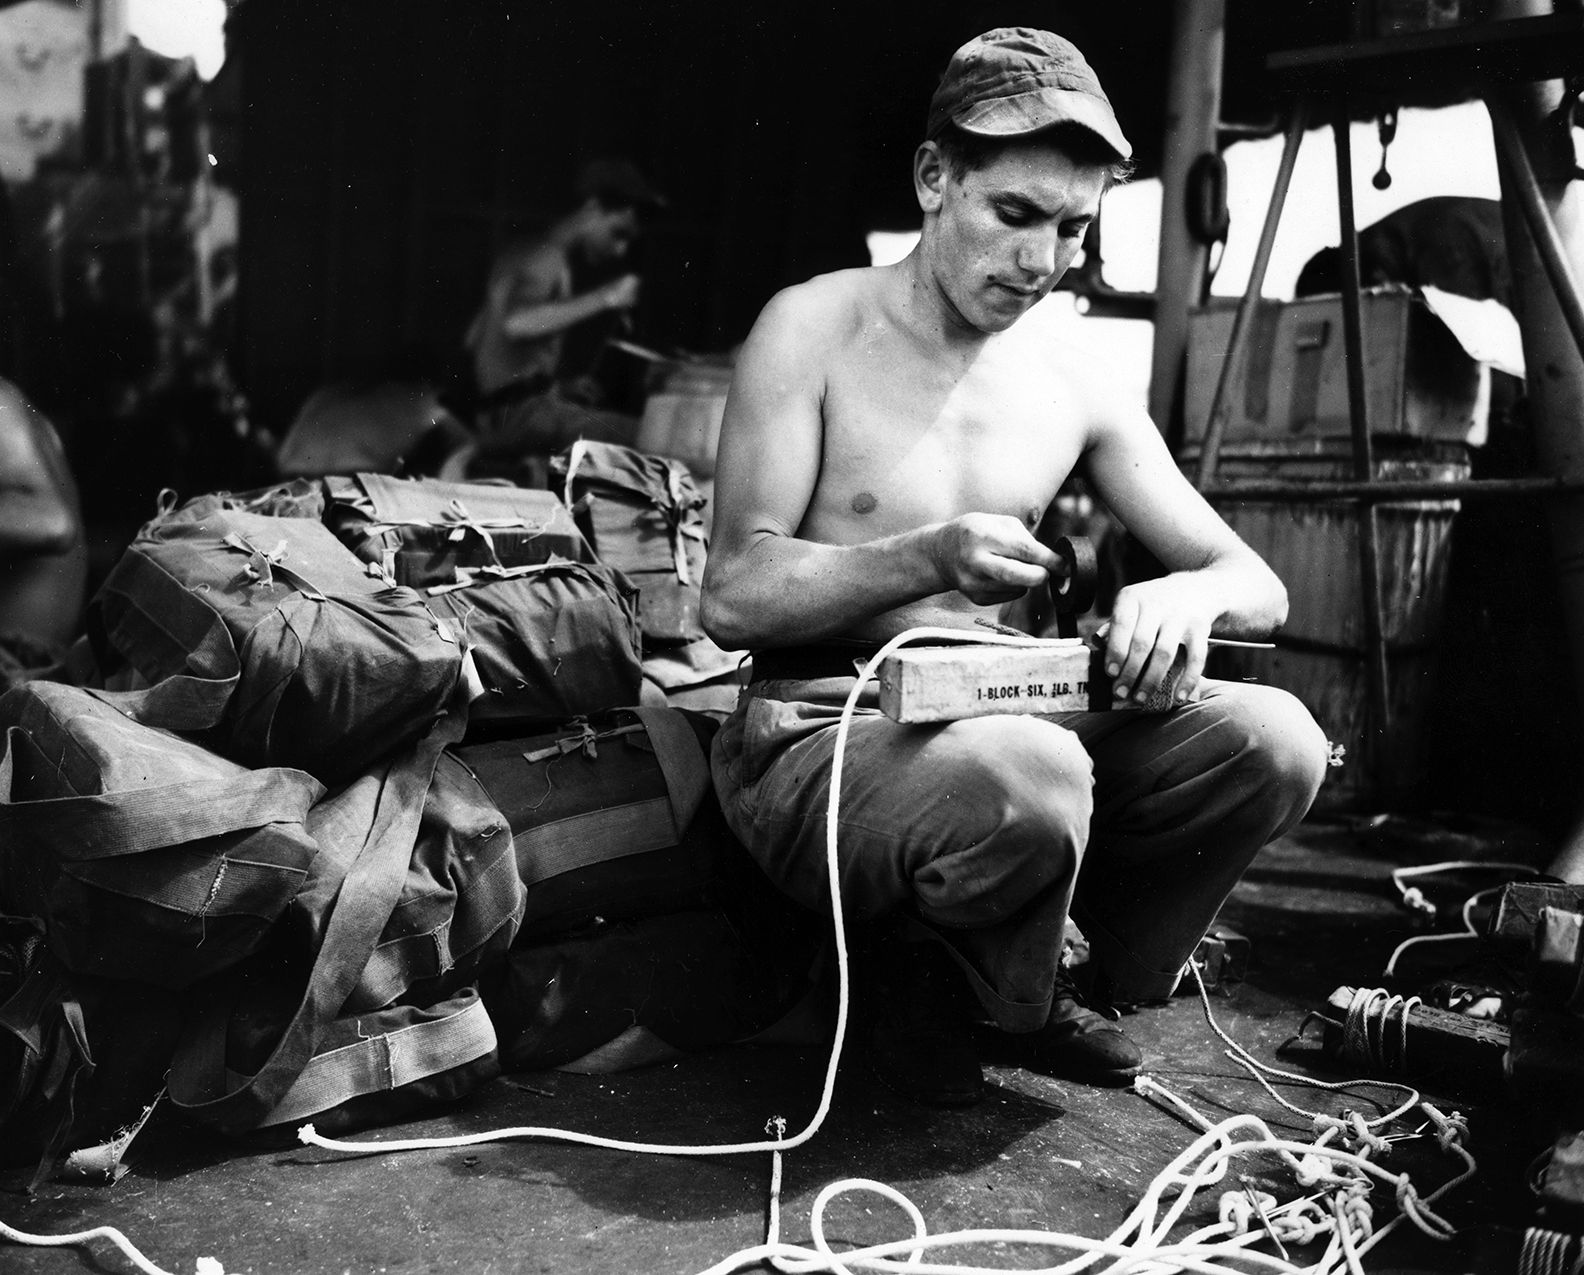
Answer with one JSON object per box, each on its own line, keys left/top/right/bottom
{"left": 751, "top": 265, "right": 890, "bottom": 349}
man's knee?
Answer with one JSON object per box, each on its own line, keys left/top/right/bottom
{"left": 945, "top": 713, "right": 1093, "bottom": 825}
{"left": 912, "top": 716, "right": 1094, "bottom": 910}
{"left": 1211, "top": 681, "right": 1329, "bottom": 817}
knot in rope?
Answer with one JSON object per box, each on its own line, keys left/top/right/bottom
{"left": 1399, "top": 885, "right": 1436, "bottom": 919}
{"left": 1393, "top": 1174, "right": 1420, "bottom": 1214}
{"left": 1312, "top": 1114, "right": 1348, "bottom": 1142}
{"left": 1218, "top": 1189, "right": 1274, "bottom": 1234}
{"left": 1394, "top": 1171, "right": 1459, "bottom": 1241}
{"left": 1345, "top": 1110, "right": 1392, "bottom": 1157}
{"left": 1278, "top": 1201, "right": 1329, "bottom": 1247}
{"left": 1422, "top": 1102, "right": 1469, "bottom": 1152}
{"left": 1295, "top": 1152, "right": 1344, "bottom": 1187}
{"left": 1337, "top": 1183, "right": 1375, "bottom": 1241}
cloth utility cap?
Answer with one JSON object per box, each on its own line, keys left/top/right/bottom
{"left": 926, "top": 27, "right": 1132, "bottom": 161}
{"left": 575, "top": 157, "right": 667, "bottom": 210}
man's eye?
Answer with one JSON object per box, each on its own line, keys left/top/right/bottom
{"left": 996, "top": 206, "right": 1031, "bottom": 226}
{"left": 1061, "top": 221, "right": 1090, "bottom": 240}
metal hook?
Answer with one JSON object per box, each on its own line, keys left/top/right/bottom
{"left": 1373, "top": 109, "right": 1399, "bottom": 191}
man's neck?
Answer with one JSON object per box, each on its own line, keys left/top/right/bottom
{"left": 893, "top": 249, "right": 998, "bottom": 360}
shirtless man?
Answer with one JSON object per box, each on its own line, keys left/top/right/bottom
{"left": 462, "top": 158, "right": 663, "bottom": 477}
{"left": 701, "top": 28, "right": 1328, "bottom": 1106}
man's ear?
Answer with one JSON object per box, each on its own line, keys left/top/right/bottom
{"left": 914, "top": 141, "right": 947, "bottom": 213}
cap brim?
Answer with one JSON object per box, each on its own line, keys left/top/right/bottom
{"left": 954, "top": 87, "right": 1132, "bottom": 161}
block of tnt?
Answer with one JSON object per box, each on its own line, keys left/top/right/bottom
{"left": 1532, "top": 906, "right": 1584, "bottom": 1008}
{"left": 879, "top": 642, "right": 1102, "bottom": 723}
{"left": 1509, "top": 1003, "right": 1584, "bottom": 1124}
{"left": 1314, "top": 985, "right": 1509, "bottom": 1098}
{"left": 1490, "top": 883, "right": 1584, "bottom": 951}
{"left": 1536, "top": 1132, "right": 1584, "bottom": 1219}
{"left": 1179, "top": 927, "right": 1250, "bottom": 993}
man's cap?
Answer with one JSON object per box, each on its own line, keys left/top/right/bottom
{"left": 575, "top": 157, "right": 667, "bottom": 211}
{"left": 926, "top": 27, "right": 1132, "bottom": 161}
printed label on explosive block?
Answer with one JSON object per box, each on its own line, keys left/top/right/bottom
{"left": 878, "top": 642, "right": 1094, "bottom": 723}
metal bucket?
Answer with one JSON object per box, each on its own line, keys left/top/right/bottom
{"left": 1185, "top": 438, "right": 1472, "bottom": 811}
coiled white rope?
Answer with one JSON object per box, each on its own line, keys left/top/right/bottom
{"left": 1521, "top": 1225, "right": 1583, "bottom": 1275}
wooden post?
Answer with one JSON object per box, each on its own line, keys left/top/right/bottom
{"left": 1332, "top": 97, "right": 1394, "bottom": 779}
{"left": 1487, "top": 1, "right": 1584, "bottom": 879}
{"left": 1147, "top": 0, "right": 1226, "bottom": 438}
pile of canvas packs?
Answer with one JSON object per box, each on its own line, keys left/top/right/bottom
{"left": 0, "top": 446, "right": 819, "bottom": 1180}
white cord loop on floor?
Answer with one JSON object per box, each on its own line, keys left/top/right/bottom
{"left": 1383, "top": 860, "right": 1542, "bottom": 979}
{"left": 0, "top": 1215, "right": 224, "bottom": 1275}
{"left": 303, "top": 626, "right": 1482, "bottom": 1275}
{"left": 298, "top": 627, "right": 1060, "bottom": 1165}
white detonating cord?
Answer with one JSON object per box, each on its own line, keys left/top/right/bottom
{"left": 7, "top": 627, "right": 1478, "bottom": 1275}
{"left": 1383, "top": 859, "right": 1542, "bottom": 979}
{"left": 301, "top": 625, "right": 1481, "bottom": 1275}
{"left": 0, "top": 1215, "right": 224, "bottom": 1275}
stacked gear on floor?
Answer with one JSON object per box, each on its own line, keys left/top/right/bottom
{"left": 554, "top": 440, "right": 745, "bottom": 715}
{"left": 0, "top": 455, "right": 803, "bottom": 1186}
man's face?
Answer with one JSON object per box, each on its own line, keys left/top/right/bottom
{"left": 583, "top": 206, "right": 640, "bottom": 266}
{"left": 918, "top": 138, "right": 1107, "bottom": 334}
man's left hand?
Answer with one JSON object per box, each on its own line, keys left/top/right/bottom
{"left": 1100, "top": 575, "right": 1220, "bottom": 707}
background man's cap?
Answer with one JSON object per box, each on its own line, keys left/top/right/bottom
{"left": 575, "top": 157, "right": 667, "bottom": 210}
{"left": 926, "top": 27, "right": 1132, "bottom": 161}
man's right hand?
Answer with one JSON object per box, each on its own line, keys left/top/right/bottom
{"left": 930, "top": 513, "right": 1063, "bottom": 605}
{"left": 602, "top": 274, "right": 641, "bottom": 312}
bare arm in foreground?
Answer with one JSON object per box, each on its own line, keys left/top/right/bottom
{"left": 702, "top": 277, "right": 1287, "bottom": 705}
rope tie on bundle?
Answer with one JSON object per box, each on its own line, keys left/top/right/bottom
{"left": 222, "top": 533, "right": 326, "bottom": 600}
{"left": 656, "top": 463, "right": 707, "bottom": 585}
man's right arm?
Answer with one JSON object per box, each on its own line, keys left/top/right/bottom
{"left": 701, "top": 286, "right": 1056, "bottom": 651}
{"left": 498, "top": 273, "right": 639, "bottom": 342}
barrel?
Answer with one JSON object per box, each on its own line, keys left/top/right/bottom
{"left": 637, "top": 361, "right": 734, "bottom": 478}
{"left": 1185, "top": 438, "right": 1471, "bottom": 812}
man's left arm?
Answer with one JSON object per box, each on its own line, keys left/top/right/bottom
{"left": 1082, "top": 395, "right": 1287, "bottom": 708}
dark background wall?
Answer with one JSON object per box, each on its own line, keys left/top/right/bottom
{"left": 227, "top": 0, "right": 1347, "bottom": 432}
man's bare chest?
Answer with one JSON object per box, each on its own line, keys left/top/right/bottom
{"left": 812, "top": 352, "right": 1083, "bottom": 530}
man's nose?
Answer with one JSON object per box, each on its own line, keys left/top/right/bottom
{"left": 1017, "top": 230, "right": 1059, "bottom": 279}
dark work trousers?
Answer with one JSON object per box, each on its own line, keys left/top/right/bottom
{"left": 710, "top": 675, "right": 1329, "bottom": 1032}
{"left": 467, "top": 382, "right": 639, "bottom": 482}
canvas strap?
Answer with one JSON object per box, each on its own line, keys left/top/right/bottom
{"left": 0, "top": 727, "right": 323, "bottom": 860}
{"left": 167, "top": 694, "right": 467, "bottom": 1134}
{"left": 249, "top": 990, "right": 497, "bottom": 1128}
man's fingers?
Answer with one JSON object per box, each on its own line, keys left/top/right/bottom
{"left": 1109, "top": 615, "right": 1160, "bottom": 701}
{"left": 1177, "top": 631, "right": 1210, "bottom": 703}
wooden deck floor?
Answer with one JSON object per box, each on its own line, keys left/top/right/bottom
{"left": 2, "top": 816, "right": 1550, "bottom": 1275}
